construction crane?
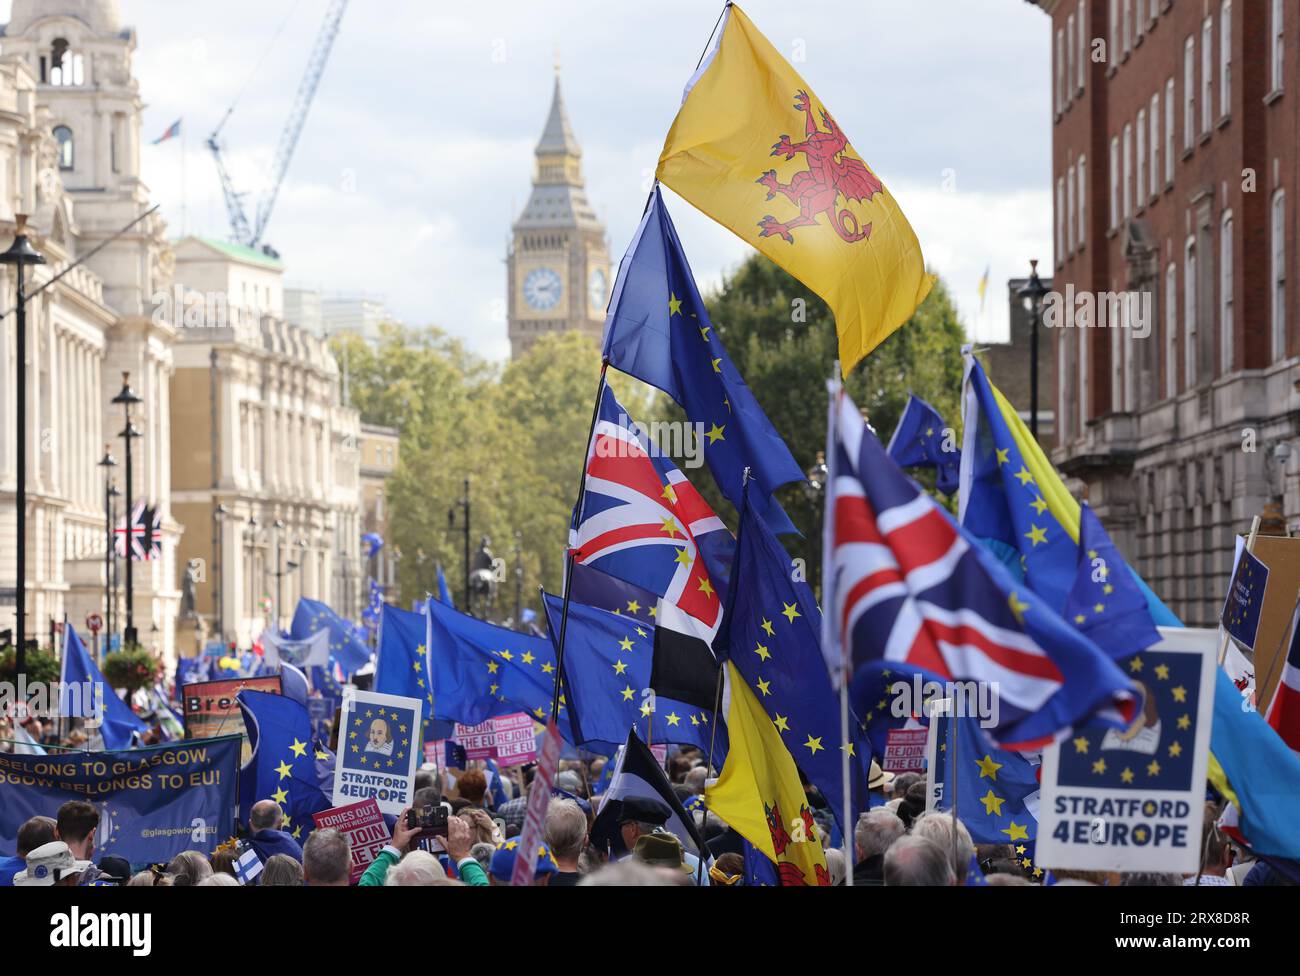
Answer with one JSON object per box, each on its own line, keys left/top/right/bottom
{"left": 207, "top": 0, "right": 349, "bottom": 251}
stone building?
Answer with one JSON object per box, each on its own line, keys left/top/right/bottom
{"left": 982, "top": 275, "right": 1058, "bottom": 452}
{"left": 169, "top": 236, "right": 363, "bottom": 651}
{"left": 0, "top": 0, "right": 180, "bottom": 656}
{"left": 507, "top": 70, "right": 610, "bottom": 359}
{"left": 1037, "top": 0, "right": 1299, "bottom": 625}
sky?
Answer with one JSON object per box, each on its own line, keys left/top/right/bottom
{"left": 4, "top": 0, "right": 1053, "bottom": 361}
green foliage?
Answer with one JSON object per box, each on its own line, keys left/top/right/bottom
{"left": 101, "top": 646, "right": 156, "bottom": 694}
{"left": 0, "top": 645, "right": 60, "bottom": 685}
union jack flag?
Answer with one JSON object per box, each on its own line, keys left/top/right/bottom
{"left": 570, "top": 384, "right": 732, "bottom": 631}
{"left": 114, "top": 501, "right": 149, "bottom": 560}
{"left": 824, "top": 389, "right": 1136, "bottom": 750}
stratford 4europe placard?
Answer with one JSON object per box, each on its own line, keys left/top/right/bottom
{"left": 332, "top": 688, "right": 421, "bottom": 816}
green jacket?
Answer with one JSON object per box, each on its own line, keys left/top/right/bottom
{"left": 358, "top": 846, "right": 488, "bottom": 887}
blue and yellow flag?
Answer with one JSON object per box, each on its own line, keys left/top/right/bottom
{"left": 237, "top": 689, "right": 335, "bottom": 841}
{"left": 657, "top": 4, "right": 933, "bottom": 375}
{"left": 707, "top": 662, "right": 829, "bottom": 885}
{"left": 959, "top": 351, "right": 1178, "bottom": 631}
{"left": 291, "top": 597, "right": 371, "bottom": 674}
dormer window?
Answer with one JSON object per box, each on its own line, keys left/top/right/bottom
{"left": 53, "top": 126, "right": 73, "bottom": 170}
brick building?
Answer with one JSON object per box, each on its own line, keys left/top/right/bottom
{"left": 1037, "top": 0, "right": 1296, "bottom": 625}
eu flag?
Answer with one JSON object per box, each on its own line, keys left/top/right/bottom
{"left": 930, "top": 708, "right": 1040, "bottom": 845}
{"left": 1063, "top": 504, "right": 1163, "bottom": 661}
{"left": 568, "top": 561, "right": 658, "bottom": 624}
{"left": 425, "top": 597, "right": 572, "bottom": 737}
{"left": 601, "top": 186, "right": 804, "bottom": 535}
{"left": 291, "top": 597, "right": 371, "bottom": 674}
{"left": 1221, "top": 547, "right": 1268, "bottom": 653}
{"left": 723, "top": 493, "right": 866, "bottom": 834}
{"left": 540, "top": 592, "right": 722, "bottom": 755}
{"left": 60, "top": 624, "right": 146, "bottom": 750}
{"left": 237, "top": 689, "right": 335, "bottom": 841}
{"left": 851, "top": 660, "right": 938, "bottom": 764}
{"left": 886, "top": 394, "right": 960, "bottom": 495}
{"left": 436, "top": 563, "right": 455, "bottom": 609}
{"left": 376, "top": 604, "right": 435, "bottom": 727}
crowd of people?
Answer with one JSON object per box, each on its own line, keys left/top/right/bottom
{"left": 0, "top": 743, "right": 1272, "bottom": 886}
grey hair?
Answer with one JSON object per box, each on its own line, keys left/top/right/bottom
{"left": 911, "top": 811, "right": 975, "bottom": 883}
{"left": 883, "top": 835, "right": 955, "bottom": 886}
{"left": 385, "top": 850, "right": 449, "bottom": 886}
{"left": 544, "top": 799, "right": 588, "bottom": 860}
{"left": 578, "top": 860, "right": 679, "bottom": 886}
{"left": 166, "top": 850, "right": 213, "bottom": 886}
{"left": 197, "top": 873, "right": 239, "bottom": 887}
{"left": 824, "top": 847, "right": 846, "bottom": 886}
{"left": 854, "top": 808, "right": 905, "bottom": 860}
{"left": 262, "top": 853, "right": 304, "bottom": 887}
{"left": 303, "top": 828, "right": 351, "bottom": 885}
{"left": 683, "top": 767, "right": 708, "bottom": 792}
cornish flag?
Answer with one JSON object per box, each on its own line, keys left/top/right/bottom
{"left": 823, "top": 388, "right": 1137, "bottom": 750}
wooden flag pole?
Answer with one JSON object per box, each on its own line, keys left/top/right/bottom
{"left": 1218, "top": 515, "right": 1262, "bottom": 667}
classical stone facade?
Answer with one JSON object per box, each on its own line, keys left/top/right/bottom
{"left": 169, "top": 237, "right": 364, "bottom": 651}
{"left": 0, "top": 0, "right": 180, "bottom": 656}
{"left": 1037, "top": 0, "right": 1300, "bottom": 626}
{"left": 507, "top": 71, "right": 610, "bottom": 359}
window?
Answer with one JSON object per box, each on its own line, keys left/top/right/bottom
{"left": 1136, "top": 108, "right": 1147, "bottom": 205}
{"left": 1079, "top": 319, "right": 1090, "bottom": 432}
{"left": 53, "top": 125, "right": 73, "bottom": 170}
{"left": 1110, "top": 0, "right": 1119, "bottom": 68}
{"left": 1123, "top": 0, "right": 1132, "bottom": 55}
{"left": 1273, "top": 190, "right": 1286, "bottom": 358}
{"left": 1078, "top": 154, "right": 1087, "bottom": 246}
{"left": 1166, "top": 263, "right": 1178, "bottom": 398}
{"left": 1183, "top": 37, "right": 1196, "bottom": 151}
{"left": 1221, "top": 211, "right": 1234, "bottom": 373}
{"left": 1056, "top": 29, "right": 1065, "bottom": 110}
{"left": 1067, "top": 15, "right": 1076, "bottom": 103}
{"left": 1123, "top": 123, "right": 1133, "bottom": 219}
{"left": 1220, "top": 2, "right": 1232, "bottom": 115}
{"left": 1078, "top": 0, "right": 1087, "bottom": 91}
{"left": 1272, "top": 0, "right": 1284, "bottom": 93}
{"left": 1067, "top": 164, "right": 1076, "bottom": 252}
{"left": 1056, "top": 176, "right": 1066, "bottom": 260}
{"left": 1109, "top": 136, "right": 1120, "bottom": 229}
{"left": 1112, "top": 309, "right": 1124, "bottom": 411}
{"left": 1201, "top": 18, "right": 1213, "bottom": 134}
{"left": 1164, "top": 79, "right": 1175, "bottom": 182}
{"left": 48, "top": 39, "right": 84, "bottom": 86}
{"left": 1149, "top": 93, "right": 1161, "bottom": 199}
{"left": 1185, "top": 239, "right": 1198, "bottom": 384}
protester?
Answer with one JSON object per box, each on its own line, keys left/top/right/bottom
{"left": 544, "top": 798, "right": 588, "bottom": 886}
{"left": 456, "top": 769, "right": 488, "bottom": 808}
{"left": 911, "top": 811, "right": 975, "bottom": 884}
{"left": 360, "top": 807, "right": 486, "bottom": 886}
{"left": 247, "top": 799, "right": 304, "bottom": 864}
{"left": 13, "top": 841, "right": 90, "bottom": 886}
{"left": 302, "top": 828, "right": 351, "bottom": 887}
{"left": 197, "top": 873, "right": 239, "bottom": 887}
{"left": 0, "top": 815, "right": 55, "bottom": 886}
{"left": 167, "top": 850, "right": 213, "bottom": 887}
{"left": 488, "top": 839, "right": 559, "bottom": 885}
{"left": 884, "top": 835, "right": 955, "bottom": 886}
{"left": 263, "top": 853, "right": 305, "bottom": 886}
{"left": 1185, "top": 804, "right": 1233, "bottom": 886}
{"left": 854, "top": 808, "right": 904, "bottom": 886}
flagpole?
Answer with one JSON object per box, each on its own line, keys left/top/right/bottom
{"left": 548, "top": 361, "right": 609, "bottom": 721}
{"left": 181, "top": 118, "right": 187, "bottom": 238}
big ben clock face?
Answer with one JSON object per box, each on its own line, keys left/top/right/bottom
{"left": 588, "top": 268, "right": 608, "bottom": 312}
{"left": 524, "top": 267, "right": 563, "bottom": 311}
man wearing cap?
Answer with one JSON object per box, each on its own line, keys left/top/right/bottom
{"left": 487, "top": 839, "right": 559, "bottom": 885}
{"left": 13, "top": 842, "right": 91, "bottom": 886}
{"left": 616, "top": 797, "right": 710, "bottom": 886}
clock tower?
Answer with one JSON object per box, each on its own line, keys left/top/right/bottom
{"left": 507, "top": 68, "right": 609, "bottom": 359}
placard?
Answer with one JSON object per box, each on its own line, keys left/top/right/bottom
{"left": 312, "top": 798, "right": 390, "bottom": 885}
{"left": 882, "top": 727, "right": 928, "bottom": 773}
{"left": 452, "top": 712, "right": 539, "bottom": 765}
{"left": 1221, "top": 547, "right": 1268, "bottom": 653}
{"left": 1035, "top": 627, "right": 1216, "bottom": 873}
{"left": 182, "top": 676, "right": 282, "bottom": 764}
{"left": 333, "top": 688, "right": 421, "bottom": 815}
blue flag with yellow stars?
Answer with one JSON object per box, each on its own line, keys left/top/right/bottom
{"left": 1221, "top": 547, "right": 1268, "bottom": 653}
{"left": 425, "top": 597, "right": 572, "bottom": 736}
{"left": 851, "top": 660, "right": 939, "bottom": 763}
{"left": 721, "top": 492, "right": 867, "bottom": 835}
{"left": 540, "top": 592, "right": 723, "bottom": 756}
{"left": 960, "top": 351, "right": 1178, "bottom": 626}
{"left": 886, "top": 394, "right": 961, "bottom": 495}
{"left": 930, "top": 707, "right": 1040, "bottom": 848}
{"left": 237, "top": 689, "right": 335, "bottom": 842}
{"left": 60, "top": 624, "right": 147, "bottom": 750}
{"left": 291, "top": 597, "right": 371, "bottom": 674}
{"left": 376, "top": 603, "right": 436, "bottom": 728}
{"left": 1062, "top": 504, "right": 1163, "bottom": 661}
{"left": 568, "top": 561, "right": 660, "bottom": 625}
{"left": 436, "top": 563, "right": 455, "bottom": 609}
{"left": 601, "top": 186, "right": 804, "bottom": 535}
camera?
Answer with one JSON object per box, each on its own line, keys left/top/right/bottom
{"left": 406, "top": 803, "right": 450, "bottom": 839}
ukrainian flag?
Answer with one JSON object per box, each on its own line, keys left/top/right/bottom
{"left": 657, "top": 4, "right": 933, "bottom": 376}
{"left": 705, "top": 662, "right": 829, "bottom": 886}
{"left": 958, "top": 350, "right": 1179, "bottom": 627}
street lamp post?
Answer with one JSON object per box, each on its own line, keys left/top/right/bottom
{"left": 108, "top": 481, "right": 121, "bottom": 647}
{"left": 273, "top": 519, "right": 285, "bottom": 631}
{"left": 213, "top": 503, "right": 229, "bottom": 642}
{"left": 97, "top": 446, "right": 117, "bottom": 643}
{"left": 513, "top": 530, "right": 523, "bottom": 628}
{"left": 111, "top": 372, "right": 142, "bottom": 646}
{"left": 802, "top": 451, "right": 829, "bottom": 595}
{"left": 0, "top": 215, "right": 46, "bottom": 676}
{"left": 447, "top": 478, "right": 470, "bottom": 610}
{"left": 1017, "top": 260, "right": 1049, "bottom": 440}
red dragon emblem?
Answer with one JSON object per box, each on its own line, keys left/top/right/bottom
{"left": 756, "top": 90, "right": 884, "bottom": 245}
{"left": 765, "top": 800, "right": 791, "bottom": 856}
